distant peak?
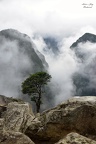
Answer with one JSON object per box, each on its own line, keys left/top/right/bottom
{"left": 0, "top": 28, "right": 30, "bottom": 41}
{"left": 70, "top": 32, "right": 96, "bottom": 48}
{"left": 0, "top": 28, "right": 22, "bottom": 35}
{"left": 82, "top": 32, "right": 96, "bottom": 37}
{"left": 83, "top": 32, "right": 93, "bottom": 35}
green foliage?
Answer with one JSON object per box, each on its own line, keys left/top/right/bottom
{"left": 22, "top": 71, "right": 51, "bottom": 112}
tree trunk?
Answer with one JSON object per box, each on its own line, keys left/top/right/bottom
{"left": 36, "top": 102, "right": 40, "bottom": 113}
{"left": 36, "top": 92, "right": 41, "bottom": 113}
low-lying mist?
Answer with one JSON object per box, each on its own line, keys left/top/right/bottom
{"left": 33, "top": 35, "right": 96, "bottom": 106}
{"left": 1, "top": 30, "right": 96, "bottom": 109}
{"left": 32, "top": 35, "right": 78, "bottom": 105}
{"left": 73, "top": 42, "right": 96, "bottom": 96}
{"left": 0, "top": 39, "right": 32, "bottom": 97}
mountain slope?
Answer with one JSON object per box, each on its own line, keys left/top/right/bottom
{"left": 71, "top": 33, "right": 96, "bottom": 48}
{"left": 71, "top": 32, "right": 96, "bottom": 96}
{"left": 44, "top": 37, "right": 59, "bottom": 54}
{"left": 0, "top": 29, "right": 47, "bottom": 72}
{"left": 0, "top": 29, "right": 47, "bottom": 97}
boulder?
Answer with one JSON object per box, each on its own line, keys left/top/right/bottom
{"left": 25, "top": 96, "right": 96, "bottom": 143}
{"left": 0, "top": 95, "right": 23, "bottom": 106}
{"left": 0, "top": 95, "right": 35, "bottom": 144}
{"left": 0, "top": 96, "right": 33, "bottom": 135}
{"left": 1, "top": 95, "right": 96, "bottom": 143}
{"left": 0, "top": 131, "right": 34, "bottom": 144}
{"left": 0, "top": 119, "right": 4, "bottom": 132}
{"left": 0, "top": 95, "right": 24, "bottom": 118}
{"left": 55, "top": 132, "right": 96, "bottom": 144}
{"left": 4, "top": 102, "right": 35, "bottom": 133}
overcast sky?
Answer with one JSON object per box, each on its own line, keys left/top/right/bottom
{"left": 0, "top": 0, "right": 96, "bottom": 38}
{"left": 0, "top": 0, "right": 96, "bottom": 103}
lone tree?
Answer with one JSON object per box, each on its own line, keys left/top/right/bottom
{"left": 22, "top": 71, "right": 51, "bottom": 113}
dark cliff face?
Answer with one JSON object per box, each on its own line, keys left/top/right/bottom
{"left": 0, "top": 29, "right": 47, "bottom": 97}
{"left": 0, "top": 29, "right": 47, "bottom": 73}
{"left": 71, "top": 33, "right": 96, "bottom": 96}
{"left": 44, "top": 37, "right": 59, "bottom": 54}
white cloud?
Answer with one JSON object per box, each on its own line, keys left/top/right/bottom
{"left": 32, "top": 35, "right": 78, "bottom": 105}
{"left": 0, "top": 0, "right": 96, "bottom": 37}
{"left": 0, "top": 39, "right": 32, "bottom": 97}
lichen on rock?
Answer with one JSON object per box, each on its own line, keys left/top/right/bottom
{"left": 4, "top": 102, "right": 35, "bottom": 133}
{"left": 55, "top": 132, "right": 96, "bottom": 144}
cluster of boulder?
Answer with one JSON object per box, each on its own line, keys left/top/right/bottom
{"left": 0, "top": 95, "right": 96, "bottom": 144}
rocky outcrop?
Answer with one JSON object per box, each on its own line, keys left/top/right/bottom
{"left": 0, "top": 131, "right": 34, "bottom": 144}
{"left": 1, "top": 96, "right": 96, "bottom": 143}
{"left": 0, "top": 96, "right": 35, "bottom": 144}
{"left": 0, "top": 118, "right": 3, "bottom": 131}
{"left": 0, "top": 95, "right": 23, "bottom": 105}
{"left": 55, "top": 132, "right": 96, "bottom": 144}
{"left": 0, "top": 95, "right": 24, "bottom": 118}
{"left": 25, "top": 96, "right": 96, "bottom": 143}
{"left": 4, "top": 102, "right": 35, "bottom": 132}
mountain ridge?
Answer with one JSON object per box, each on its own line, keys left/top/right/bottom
{"left": 71, "top": 32, "right": 96, "bottom": 96}
{"left": 0, "top": 28, "right": 48, "bottom": 97}
{"left": 70, "top": 32, "right": 96, "bottom": 48}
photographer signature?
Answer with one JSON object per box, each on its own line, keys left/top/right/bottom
{"left": 82, "top": 3, "right": 93, "bottom": 8}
